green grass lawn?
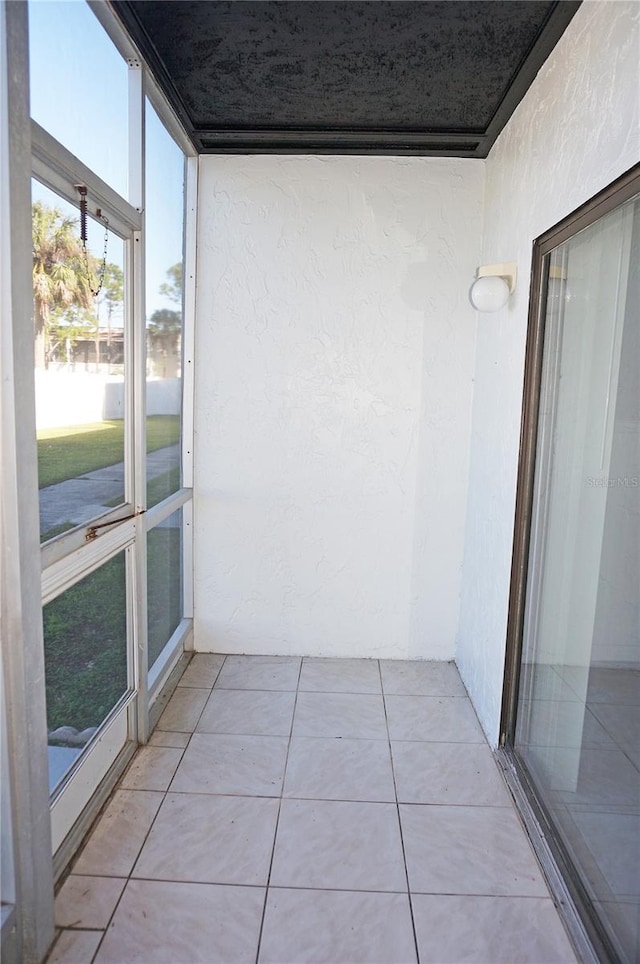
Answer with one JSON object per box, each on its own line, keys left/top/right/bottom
{"left": 44, "top": 552, "right": 128, "bottom": 733}
{"left": 147, "top": 526, "right": 183, "bottom": 667}
{"left": 147, "top": 465, "right": 182, "bottom": 509}
{"left": 40, "top": 415, "right": 183, "bottom": 734}
{"left": 37, "top": 415, "right": 180, "bottom": 488}
{"left": 45, "top": 527, "right": 182, "bottom": 734}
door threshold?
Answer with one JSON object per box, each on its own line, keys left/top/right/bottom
{"left": 52, "top": 739, "right": 136, "bottom": 884}
{"left": 495, "top": 746, "right": 606, "bottom": 964}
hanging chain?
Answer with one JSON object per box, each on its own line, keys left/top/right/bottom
{"left": 76, "top": 185, "right": 109, "bottom": 298}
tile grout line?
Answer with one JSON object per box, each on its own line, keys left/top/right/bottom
{"left": 89, "top": 654, "right": 227, "bottom": 963}
{"left": 75, "top": 657, "right": 571, "bottom": 961}
{"left": 254, "top": 655, "right": 304, "bottom": 964}
{"left": 582, "top": 701, "right": 640, "bottom": 774}
{"left": 378, "top": 660, "right": 422, "bottom": 964}
{"left": 65, "top": 657, "right": 576, "bottom": 962}
{"left": 88, "top": 761, "right": 187, "bottom": 963}
{"left": 57, "top": 877, "right": 575, "bottom": 898}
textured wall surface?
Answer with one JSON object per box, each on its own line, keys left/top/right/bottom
{"left": 194, "top": 156, "right": 483, "bottom": 659}
{"left": 456, "top": 0, "right": 640, "bottom": 744}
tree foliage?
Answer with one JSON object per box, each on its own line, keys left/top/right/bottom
{"left": 32, "top": 201, "right": 95, "bottom": 365}
{"left": 148, "top": 263, "right": 183, "bottom": 377}
{"left": 101, "top": 262, "right": 124, "bottom": 322}
{"left": 32, "top": 202, "right": 125, "bottom": 367}
{"left": 159, "top": 261, "right": 183, "bottom": 305}
{"left": 148, "top": 307, "right": 181, "bottom": 341}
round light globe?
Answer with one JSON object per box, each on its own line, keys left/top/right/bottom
{"left": 469, "top": 275, "right": 510, "bottom": 312}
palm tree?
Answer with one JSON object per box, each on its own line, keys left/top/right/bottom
{"left": 148, "top": 308, "right": 181, "bottom": 377}
{"left": 148, "top": 262, "right": 183, "bottom": 377}
{"left": 99, "top": 262, "right": 124, "bottom": 372}
{"left": 32, "top": 201, "right": 96, "bottom": 369}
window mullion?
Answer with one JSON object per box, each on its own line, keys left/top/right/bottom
{"left": 130, "top": 64, "right": 149, "bottom": 740}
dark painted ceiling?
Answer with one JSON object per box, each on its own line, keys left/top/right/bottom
{"left": 113, "top": 0, "right": 580, "bottom": 157}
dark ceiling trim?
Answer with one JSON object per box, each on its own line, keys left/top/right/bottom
{"left": 198, "top": 138, "right": 482, "bottom": 157}
{"left": 111, "top": 0, "right": 582, "bottom": 159}
{"left": 197, "top": 127, "right": 485, "bottom": 138}
{"left": 196, "top": 128, "right": 483, "bottom": 156}
{"left": 481, "top": 0, "right": 582, "bottom": 155}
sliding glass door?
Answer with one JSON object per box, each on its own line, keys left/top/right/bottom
{"left": 506, "top": 173, "right": 639, "bottom": 963}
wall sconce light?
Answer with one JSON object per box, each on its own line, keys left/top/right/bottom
{"left": 469, "top": 262, "right": 517, "bottom": 312}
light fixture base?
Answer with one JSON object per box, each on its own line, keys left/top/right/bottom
{"left": 477, "top": 261, "right": 517, "bottom": 294}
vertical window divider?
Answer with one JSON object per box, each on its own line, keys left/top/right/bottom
{"left": 182, "top": 155, "right": 197, "bottom": 492}
{"left": 129, "top": 64, "right": 149, "bottom": 742}
{"left": 131, "top": 223, "right": 149, "bottom": 742}
{"left": 181, "top": 154, "right": 198, "bottom": 624}
{"left": 128, "top": 61, "right": 143, "bottom": 212}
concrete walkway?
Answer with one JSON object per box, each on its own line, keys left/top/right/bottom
{"left": 39, "top": 444, "right": 180, "bottom": 534}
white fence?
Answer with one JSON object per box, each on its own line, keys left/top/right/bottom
{"left": 35, "top": 370, "right": 181, "bottom": 429}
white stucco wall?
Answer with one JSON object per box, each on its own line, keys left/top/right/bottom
{"left": 456, "top": 0, "right": 640, "bottom": 744}
{"left": 194, "top": 156, "right": 483, "bottom": 658}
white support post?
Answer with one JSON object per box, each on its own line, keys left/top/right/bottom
{"left": 182, "top": 154, "right": 198, "bottom": 492}
{"left": 133, "top": 223, "right": 150, "bottom": 742}
{"left": 129, "top": 62, "right": 150, "bottom": 741}
{"left": 1, "top": 3, "right": 55, "bottom": 960}
{"left": 181, "top": 154, "right": 198, "bottom": 625}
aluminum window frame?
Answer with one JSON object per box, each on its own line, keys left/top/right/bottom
{"left": 31, "top": 0, "right": 197, "bottom": 778}
{"left": 32, "top": 134, "right": 143, "bottom": 849}
{"left": 32, "top": 110, "right": 143, "bottom": 865}
{"left": 1, "top": 1, "right": 197, "bottom": 957}
{"left": 33, "top": 149, "right": 141, "bottom": 572}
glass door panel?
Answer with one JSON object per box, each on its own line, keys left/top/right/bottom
{"left": 33, "top": 180, "right": 127, "bottom": 543}
{"left": 515, "top": 195, "right": 639, "bottom": 962}
{"left": 33, "top": 165, "right": 139, "bottom": 856}
{"left": 147, "top": 509, "right": 184, "bottom": 675}
{"left": 145, "top": 99, "right": 184, "bottom": 509}
{"left": 45, "top": 550, "right": 129, "bottom": 795}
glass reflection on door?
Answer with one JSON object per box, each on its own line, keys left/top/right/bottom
{"left": 516, "top": 196, "right": 639, "bottom": 962}
{"left": 33, "top": 180, "right": 127, "bottom": 543}
{"left": 144, "top": 99, "right": 184, "bottom": 510}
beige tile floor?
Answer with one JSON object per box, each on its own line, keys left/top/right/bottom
{"left": 48, "top": 655, "right": 578, "bottom": 964}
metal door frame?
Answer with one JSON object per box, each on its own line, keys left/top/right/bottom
{"left": 499, "top": 162, "right": 640, "bottom": 964}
